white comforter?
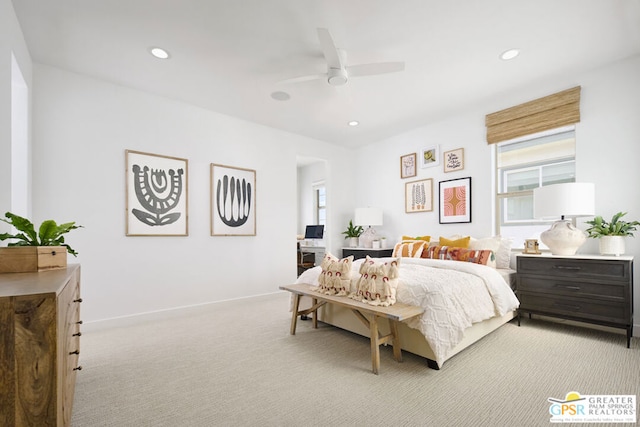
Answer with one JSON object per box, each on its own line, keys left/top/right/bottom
{"left": 295, "top": 257, "right": 520, "bottom": 365}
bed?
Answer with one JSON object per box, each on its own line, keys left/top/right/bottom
{"left": 293, "top": 252, "right": 520, "bottom": 370}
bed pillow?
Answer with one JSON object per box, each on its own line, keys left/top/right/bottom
{"left": 421, "top": 245, "right": 496, "bottom": 268}
{"left": 313, "top": 252, "right": 354, "bottom": 296}
{"left": 392, "top": 240, "right": 426, "bottom": 258}
{"left": 350, "top": 256, "right": 401, "bottom": 307}
{"left": 401, "top": 235, "right": 431, "bottom": 242}
{"left": 439, "top": 236, "right": 470, "bottom": 248}
{"left": 470, "top": 236, "right": 512, "bottom": 269}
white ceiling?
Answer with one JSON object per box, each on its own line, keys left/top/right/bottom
{"left": 11, "top": 0, "right": 640, "bottom": 148}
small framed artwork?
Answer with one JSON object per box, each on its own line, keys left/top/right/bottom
{"left": 420, "top": 145, "right": 440, "bottom": 168}
{"left": 439, "top": 177, "right": 472, "bottom": 224}
{"left": 405, "top": 178, "right": 433, "bottom": 213}
{"left": 400, "top": 153, "right": 417, "bottom": 179}
{"left": 211, "top": 163, "right": 256, "bottom": 236}
{"left": 523, "top": 239, "right": 541, "bottom": 254}
{"left": 444, "top": 148, "right": 464, "bottom": 173}
{"left": 125, "top": 150, "right": 188, "bottom": 236}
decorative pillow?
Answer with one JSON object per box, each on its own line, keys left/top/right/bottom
{"left": 401, "top": 235, "right": 431, "bottom": 242}
{"left": 392, "top": 240, "right": 426, "bottom": 258}
{"left": 470, "top": 235, "right": 512, "bottom": 269}
{"left": 421, "top": 245, "right": 496, "bottom": 268}
{"left": 439, "top": 236, "right": 471, "bottom": 248}
{"left": 350, "top": 256, "right": 401, "bottom": 307}
{"left": 313, "top": 252, "right": 354, "bottom": 296}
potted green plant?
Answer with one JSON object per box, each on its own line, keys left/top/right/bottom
{"left": 342, "top": 220, "right": 363, "bottom": 248}
{"left": 585, "top": 211, "right": 639, "bottom": 256}
{"left": 0, "top": 212, "right": 83, "bottom": 272}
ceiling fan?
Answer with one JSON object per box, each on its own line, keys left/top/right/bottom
{"left": 279, "top": 28, "right": 405, "bottom": 86}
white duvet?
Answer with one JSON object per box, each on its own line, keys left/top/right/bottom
{"left": 295, "top": 257, "right": 520, "bottom": 366}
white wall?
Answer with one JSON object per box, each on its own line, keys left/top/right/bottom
{"left": 354, "top": 54, "right": 640, "bottom": 328}
{"left": 30, "top": 64, "right": 354, "bottom": 323}
{"left": 0, "top": 0, "right": 32, "bottom": 224}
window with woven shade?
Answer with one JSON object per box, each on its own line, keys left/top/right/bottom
{"left": 485, "top": 86, "right": 581, "bottom": 145}
{"left": 490, "top": 87, "right": 581, "bottom": 247}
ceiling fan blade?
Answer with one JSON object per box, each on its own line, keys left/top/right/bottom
{"left": 347, "top": 61, "right": 405, "bottom": 77}
{"left": 277, "top": 73, "right": 326, "bottom": 85}
{"left": 317, "top": 28, "right": 343, "bottom": 69}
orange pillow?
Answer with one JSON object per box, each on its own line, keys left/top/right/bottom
{"left": 402, "top": 235, "right": 431, "bottom": 242}
{"left": 439, "top": 236, "right": 470, "bottom": 248}
{"left": 392, "top": 240, "right": 426, "bottom": 258}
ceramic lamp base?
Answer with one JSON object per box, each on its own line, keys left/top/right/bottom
{"left": 540, "top": 220, "right": 587, "bottom": 255}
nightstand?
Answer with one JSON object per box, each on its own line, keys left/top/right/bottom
{"left": 342, "top": 248, "right": 394, "bottom": 260}
{"left": 516, "top": 253, "right": 634, "bottom": 347}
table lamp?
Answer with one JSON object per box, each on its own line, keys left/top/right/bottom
{"left": 355, "top": 207, "right": 383, "bottom": 248}
{"left": 533, "top": 182, "right": 595, "bottom": 255}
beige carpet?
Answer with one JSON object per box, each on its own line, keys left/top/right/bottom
{"left": 72, "top": 292, "right": 639, "bottom": 427}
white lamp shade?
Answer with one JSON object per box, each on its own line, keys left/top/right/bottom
{"left": 533, "top": 183, "right": 595, "bottom": 219}
{"left": 355, "top": 207, "right": 383, "bottom": 226}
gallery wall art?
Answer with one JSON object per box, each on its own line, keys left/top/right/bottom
{"left": 420, "top": 145, "right": 440, "bottom": 168}
{"left": 211, "top": 163, "right": 256, "bottom": 236}
{"left": 400, "top": 153, "right": 417, "bottom": 178}
{"left": 405, "top": 178, "right": 433, "bottom": 213}
{"left": 444, "top": 148, "right": 464, "bottom": 172}
{"left": 125, "top": 150, "right": 188, "bottom": 236}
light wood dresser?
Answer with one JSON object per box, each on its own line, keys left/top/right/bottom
{"left": 0, "top": 264, "right": 82, "bottom": 426}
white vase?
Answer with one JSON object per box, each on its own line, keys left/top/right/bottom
{"left": 599, "top": 236, "right": 625, "bottom": 256}
{"left": 347, "top": 237, "right": 359, "bottom": 248}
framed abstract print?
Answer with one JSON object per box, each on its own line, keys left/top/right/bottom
{"left": 125, "top": 150, "right": 189, "bottom": 236}
{"left": 211, "top": 164, "right": 256, "bottom": 236}
{"left": 439, "top": 177, "right": 471, "bottom": 224}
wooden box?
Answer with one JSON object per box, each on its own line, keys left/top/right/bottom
{"left": 0, "top": 246, "right": 68, "bottom": 273}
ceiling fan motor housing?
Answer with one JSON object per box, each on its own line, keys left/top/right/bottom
{"left": 327, "top": 68, "right": 348, "bottom": 86}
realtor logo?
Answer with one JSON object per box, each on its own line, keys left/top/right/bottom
{"left": 548, "top": 391, "right": 636, "bottom": 423}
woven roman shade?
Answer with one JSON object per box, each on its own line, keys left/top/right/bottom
{"left": 485, "top": 86, "right": 581, "bottom": 144}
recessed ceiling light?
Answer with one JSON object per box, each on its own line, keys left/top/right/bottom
{"left": 150, "top": 47, "right": 170, "bottom": 59}
{"left": 270, "top": 91, "right": 291, "bottom": 101}
{"left": 500, "top": 49, "right": 520, "bottom": 61}
{"left": 348, "top": 121, "right": 359, "bottom": 127}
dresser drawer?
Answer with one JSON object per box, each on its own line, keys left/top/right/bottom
{"left": 517, "top": 256, "right": 630, "bottom": 281}
{"left": 518, "top": 292, "right": 629, "bottom": 325}
{"left": 517, "top": 276, "right": 627, "bottom": 301}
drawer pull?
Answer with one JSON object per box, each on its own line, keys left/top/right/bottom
{"left": 69, "top": 350, "right": 80, "bottom": 355}
{"left": 73, "top": 298, "right": 83, "bottom": 303}
{"left": 74, "top": 366, "right": 83, "bottom": 371}
{"left": 73, "top": 332, "right": 82, "bottom": 337}
{"left": 553, "top": 302, "right": 581, "bottom": 311}
{"left": 552, "top": 265, "right": 581, "bottom": 271}
{"left": 76, "top": 320, "right": 83, "bottom": 325}
{"left": 554, "top": 284, "right": 581, "bottom": 291}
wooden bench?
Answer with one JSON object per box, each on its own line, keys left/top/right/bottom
{"left": 279, "top": 283, "right": 424, "bottom": 374}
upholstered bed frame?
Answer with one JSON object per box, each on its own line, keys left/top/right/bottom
{"left": 311, "top": 299, "right": 516, "bottom": 369}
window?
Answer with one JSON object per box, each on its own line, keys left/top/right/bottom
{"left": 495, "top": 127, "right": 576, "bottom": 244}
{"left": 314, "top": 183, "right": 326, "bottom": 226}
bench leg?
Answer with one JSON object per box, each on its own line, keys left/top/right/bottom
{"left": 312, "top": 297, "right": 318, "bottom": 329}
{"left": 369, "top": 314, "right": 380, "bottom": 375}
{"left": 290, "top": 293, "right": 300, "bottom": 335}
{"left": 389, "top": 320, "right": 402, "bottom": 362}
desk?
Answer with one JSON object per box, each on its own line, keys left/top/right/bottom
{"left": 280, "top": 283, "right": 424, "bottom": 374}
{"left": 299, "top": 245, "right": 325, "bottom": 266}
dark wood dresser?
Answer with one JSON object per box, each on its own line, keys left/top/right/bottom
{"left": 516, "top": 254, "right": 633, "bottom": 347}
{"left": 342, "top": 248, "right": 394, "bottom": 260}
